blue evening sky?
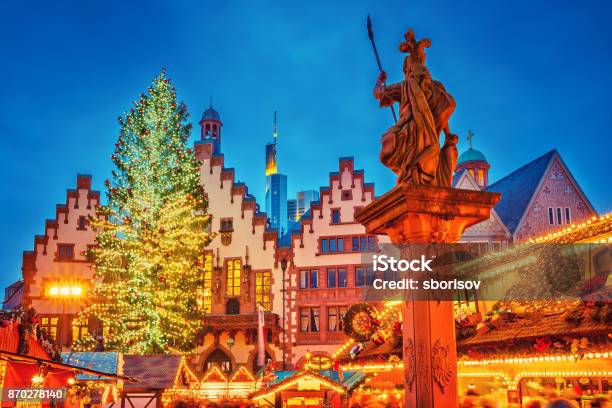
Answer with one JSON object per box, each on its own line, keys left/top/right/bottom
{"left": 0, "top": 0, "right": 610, "bottom": 290}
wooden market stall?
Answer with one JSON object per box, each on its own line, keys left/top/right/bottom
{"left": 250, "top": 369, "right": 350, "bottom": 408}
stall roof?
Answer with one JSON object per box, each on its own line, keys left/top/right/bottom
{"left": 61, "top": 352, "right": 119, "bottom": 381}
{"left": 0, "top": 350, "right": 135, "bottom": 382}
{"left": 122, "top": 354, "right": 182, "bottom": 390}
{"left": 458, "top": 303, "right": 611, "bottom": 349}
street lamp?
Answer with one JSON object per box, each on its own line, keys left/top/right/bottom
{"left": 280, "top": 258, "right": 288, "bottom": 370}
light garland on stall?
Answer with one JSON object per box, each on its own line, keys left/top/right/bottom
{"left": 459, "top": 350, "right": 612, "bottom": 367}
{"left": 530, "top": 213, "right": 612, "bottom": 243}
{"left": 251, "top": 373, "right": 346, "bottom": 402}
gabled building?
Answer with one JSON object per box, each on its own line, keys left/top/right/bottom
{"left": 455, "top": 148, "right": 597, "bottom": 245}
{"left": 20, "top": 175, "right": 100, "bottom": 347}
{"left": 191, "top": 105, "right": 283, "bottom": 376}
{"left": 282, "top": 157, "right": 391, "bottom": 367}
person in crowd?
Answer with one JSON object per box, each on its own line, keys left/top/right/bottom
{"left": 546, "top": 398, "right": 579, "bottom": 408}
{"left": 591, "top": 397, "right": 610, "bottom": 408}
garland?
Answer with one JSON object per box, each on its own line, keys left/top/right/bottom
{"left": 342, "top": 303, "right": 381, "bottom": 343}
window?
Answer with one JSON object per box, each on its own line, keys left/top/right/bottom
{"left": 300, "top": 307, "right": 320, "bottom": 332}
{"left": 322, "top": 239, "right": 329, "bottom": 253}
{"left": 330, "top": 239, "right": 337, "bottom": 252}
{"left": 308, "top": 356, "right": 332, "bottom": 370}
{"left": 77, "top": 216, "right": 87, "bottom": 230}
{"left": 86, "top": 244, "right": 97, "bottom": 261}
{"left": 205, "top": 349, "right": 232, "bottom": 373}
{"left": 328, "top": 307, "right": 337, "bottom": 331}
{"left": 327, "top": 269, "right": 336, "bottom": 288}
{"left": 57, "top": 244, "right": 74, "bottom": 260}
{"left": 226, "top": 298, "right": 240, "bottom": 315}
{"left": 565, "top": 207, "right": 571, "bottom": 224}
{"left": 338, "top": 268, "right": 347, "bottom": 287}
{"left": 40, "top": 317, "right": 59, "bottom": 341}
{"left": 328, "top": 306, "right": 347, "bottom": 331}
{"left": 341, "top": 190, "right": 352, "bottom": 201}
{"left": 556, "top": 207, "right": 562, "bottom": 225}
{"left": 226, "top": 259, "right": 241, "bottom": 296}
{"left": 368, "top": 236, "right": 377, "bottom": 251}
{"left": 352, "top": 237, "right": 360, "bottom": 251}
{"left": 366, "top": 266, "right": 376, "bottom": 286}
{"left": 331, "top": 209, "right": 340, "bottom": 224}
{"left": 220, "top": 218, "right": 233, "bottom": 232}
{"left": 309, "top": 270, "right": 319, "bottom": 288}
{"left": 71, "top": 316, "right": 88, "bottom": 342}
{"left": 337, "top": 238, "right": 344, "bottom": 252}
{"left": 548, "top": 208, "right": 554, "bottom": 225}
{"left": 355, "top": 267, "right": 365, "bottom": 287}
{"left": 300, "top": 270, "right": 308, "bottom": 289}
{"left": 202, "top": 253, "right": 213, "bottom": 313}
{"left": 256, "top": 270, "right": 272, "bottom": 311}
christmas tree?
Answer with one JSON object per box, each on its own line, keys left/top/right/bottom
{"left": 79, "top": 70, "right": 212, "bottom": 354}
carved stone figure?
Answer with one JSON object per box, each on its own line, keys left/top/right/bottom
{"left": 374, "top": 28, "right": 458, "bottom": 187}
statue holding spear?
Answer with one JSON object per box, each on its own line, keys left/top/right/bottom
{"left": 367, "top": 18, "right": 459, "bottom": 188}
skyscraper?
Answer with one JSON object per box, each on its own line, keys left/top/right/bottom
{"left": 265, "top": 111, "right": 288, "bottom": 233}
{"left": 287, "top": 199, "right": 298, "bottom": 223}
{"left": 296, "top": 190, "right": 319, "bottom": 219}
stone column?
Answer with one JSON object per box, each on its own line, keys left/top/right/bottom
{"left": 356, "top": 184, "right": 500, "bottom": 408}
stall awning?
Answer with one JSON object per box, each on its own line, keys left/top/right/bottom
{"left": 0, "top": 350, "right": 136, "bottom": 382}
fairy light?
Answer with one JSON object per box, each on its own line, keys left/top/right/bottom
{"left": 340, "top": 362, "right": 404, "bottom": 372}
{"left": 530, "top": 212, "right": 612, "bottom": 243}
{"left": 201, "top": 365, "right": 228, "bottom": 384}
{"left": 459, "top": 350, "right": 612, "bottom": 366}
{"left": 75, "top": 71, "right": 214, "bottom": 353}
{"left": 251, "top": 373, "right": 346, "bottom": 401}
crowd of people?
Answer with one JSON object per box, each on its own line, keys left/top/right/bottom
{"left": 457, "top": 393, "right": 610, "bottom": 408}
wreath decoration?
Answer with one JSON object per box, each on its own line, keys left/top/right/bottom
{"left": 342, "top": 303, "right": 381, "bottom": 342}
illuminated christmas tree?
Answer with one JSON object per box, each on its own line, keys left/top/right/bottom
{"left": 79, "top": 70, "right": 212, "bottom": 354}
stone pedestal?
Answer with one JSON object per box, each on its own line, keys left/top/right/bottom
{"left": 356, "top": 183, "right": 500, "bottom": 408}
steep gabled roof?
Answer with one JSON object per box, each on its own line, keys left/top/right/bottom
{"left": 486, "top": 150, "right": 557, "bottom": 234}
{"left": 453, "top": 168, "right": 481, "bottom": 191}
{"left": 123, "top": 354, "right": 181, "bottom": 389}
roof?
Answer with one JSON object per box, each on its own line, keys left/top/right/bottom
{"left": 122, "top": 354, "right": 181, "bottom": 389}
{"left": 458, "top": 148, "right": 487, "bottom": 164}
{"left": 279, "top": 211, "right": 307, "bottom": 247}
{"left": 486, "top": 150, "right": 556, "bottom": 233}
{"left": 201, "top": 106, "right": 221, "bottom": 121}
{"left": 61, "top": 352, "right": 119, "bottom": 381}
{"left": 251, "top": 369, "right": 353, "bottom": 400}
{"left": 457, "top": 302, "right": 611, "bottom": 349}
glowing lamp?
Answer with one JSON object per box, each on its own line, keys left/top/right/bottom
{"left": 71, "top": 286, "right": 82, "bottom": 296}
{"left": 67, "top": 377, "right": 75, "bottom": 385}
{"left": 32, "top": 374, "right": 44, "bottom": 384}
{"left": 49, "top": 286, "right": 59, "bottom": 296}
{"left": 60, "top": 287, "right": 70, "bottom": 295}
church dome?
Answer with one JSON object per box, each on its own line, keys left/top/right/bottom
{"left": 201, "top": 106, "right": 220, "bottom": 121}
{"left": 458, "top": 148, "right": 487, "bottom": 164}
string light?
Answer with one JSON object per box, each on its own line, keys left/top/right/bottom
{"left": 251, "top": 373, "right": 346, "bottom": 401}
{"left": 77, "top": 71, "right": 214, "bottom": 354}
{"left": 459, "top": 351, "right": 611, "bottom": 366}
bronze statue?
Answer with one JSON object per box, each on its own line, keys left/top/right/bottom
{"left": 374, "top": 28, "right": 458, "bottom": 187}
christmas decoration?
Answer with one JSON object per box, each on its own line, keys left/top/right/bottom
{"left": 79, "top": 70, "right": 213, "bottom": 354}
{"left": 342, "top": 303, "right": 381, "bottom": 343}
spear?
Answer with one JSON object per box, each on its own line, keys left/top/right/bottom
{"left": 367, "top": 15, "right": 397, "bottom": 123}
